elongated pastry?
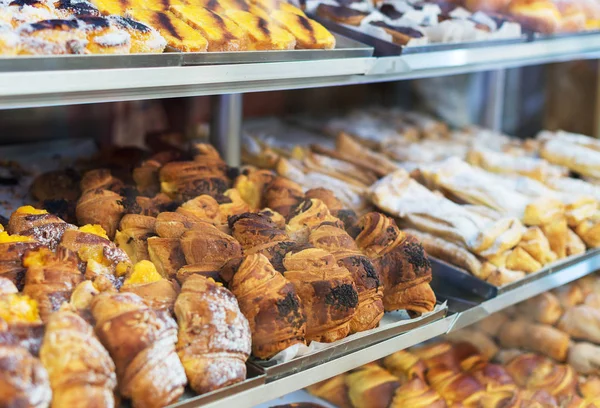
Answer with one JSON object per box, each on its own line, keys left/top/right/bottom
{"left": 476, "top": 312, "right": 510, "bottom": 337}
{"left": 271, "top": 8, "right": 335, "bottom": 49}
{"left": 22, "top": 247, "right": 83, "bottom": 323}
{"left": 108, "top": 16, "right": 166, "bottom": 53}
{"left": 120, "top": 260, "right": 178, "bottom": 312}
{"left": 114, "top": 214, "right": 155, "bottom": 263}
{"left": 91, "top": 292, "right": 186, "bottom": 408}
{"left": 309, "top": 224, "right": 384, "bottom": 333}
{"left": 382, "top": 350, "right": 426, "bottom": 382}
{"left": 175, "top": 274, "right": 251, "bottom": 394}
{"left": 229, "top": 212, "right": 295, "bottom": 272}
{"left": 263, "top": 176, "right": 305, "bottom": 219}
{"left": 8, "top": 206, "right": 76, "bottom": 249}
{"left": 306, "top": 374, "right": 353, "bottom": 408}
{"left": 229, "top": 254, "right": 306, "bottom": 359}
{"left": 225, "top": 10, "right": 296, "bottom": 50}
{"left": 356, "top": 212, "right": 436, "bottom": 314}
{"left": 345, "top": 365, "right": 401, "bottom": 408}
{"left": 497, "top": 319, "right": 570, "bottom": 362}
{"left": 505, "top": 353, "right": 577, "bottom": 397}
{"left": 557, "top": 305, "right": 600, "bottom": 343}
{"left": 283, "top": 248, "right": 358, "bottom": 342}
{"left": 540, "top": 133, "right": 600, "bottom": 179}
{"left": 40, "top": 308, "right": 117, "bottom": 408}
{"left": 516, "top": 292, "right": 563, "bottom": 325}
{"left": 426, "top": 365, "right": 485, "bottom": 406}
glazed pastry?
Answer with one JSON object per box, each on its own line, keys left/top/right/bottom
{"left": 263, "top": 176, "right": 305, "bottom": 219}
{"left": 426, "top": 366, "right": 485, "bottom": 406}
{"left": 147, "top": 237, "right": 186, "bottom": 280}
{"left": 557, "top": 305, "right": 600, "bottom": 343}
{"left": 505, "top": 353, "right": 577, "bottom": 397}
{"left": 8, "top": 206, "right": 76, "bottom": 250}
{"left": 178, "top": 224, "right": 242, "bottom": 282}
{"left": 126, "top": 9, "right": 208, "bottom": 52}
{"left": 316, "top": 4, "right": 368, "bottom": 26}
{"left": 19, "top": 19, "right": 87, "bottom": 55}
{"left": 229, "top": 212, "right": 295, "bottom": 272}
{"left": 287, "top": 198, "right": 345, "bottom": 243}
{"left": 108, "top": 15, "right": 166, "bottom": 53}
{"left": 40, "top": 308, "right": 117, "bottom": 408}
{"left": 154, "top": 212, "right": 202, "bottom": 239}
{"left": 390, "top": 378, "right": 446, "bottom": 408}
{"left": 283, "top": 248, "right": 358, "bottom": 343}
{"left": 304, "top": 188, "right": 344, "bottom": 215}
{"left": 516, "top": 292, "right": 563, "bottom": 325}
{"left": 0, "top": 343, "right": 52, "bottom": 408}
{"left": 345, "top": 365, "right": 401, "bottom": 408}
{"left": 229, "top": 254, "right": 306, "bottom": 359}
{"left": 91, "top": 292, "right": 187, "bottom": 408}
{"left": 114, "top": 214, "right": 156, "bottom": 264}
{"left": 497, "top": 319, "right": 570, "bottom": 362}
{"left": 309, "top": 224, "right": 384, "bottom": 333}
{"left": 78, "top": 15, "right": 131, "bottom": 54}
{"left": 306, "top": 374, "right": 353, "bottom": 408}
{"left": 271, "top": 8, "right": 335, "bottom": 49}
{"left": 76, "top": 188, "right": 125, "bottom": 240}
{"left": 0, "top": 231, "right": 42, "bottom": 290}
{"left": 176, "top": 195, "right": 222, "bottom": 226}
{"left": 382, "top": 350, "right": 426, "bottom": 382}
{"left": 356, "top": 212, "right": 436, "bottom": 314}
{"left": 467, "top": 362, "right": 517, "bottom": 393}
{"left": 175, "top": 275, "right": 251, "bottom": 394}
{"left": 120, "top": 260, "right": 179, "bottom": 312}
{"left": 226, "top": 10, "right": 296, "bottom": 50}
{"left": 445, "top": 329, "right": 499, "bottom": 361}
{"left": 22, "top": 247, "right": 83, "bottom": 322}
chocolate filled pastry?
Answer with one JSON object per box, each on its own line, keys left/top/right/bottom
{"left": 18, "top": 19, "right": 88, "bottom": 55}
{"left": 8, "top": 206, "right": 76, "bottom": 250}
{"left": 229, "top": 212, "right": 295, "bottom": 272}
{"left": 286, "top": 198, "right": 345, "bottom": 243}
{"left": 147, "top": 237, "right": 186, "bottom": 280}
{"left": 120, "top": 260, "right": 179, "bottom": 313}
{"left": 91, "top": 292, "right": 187, "bottom": 408}
{"left": 159, "top": 160, "right": 229, "bottom": 202}
{"left": 114, "top": 214, "right": 156, "bottom": 264}
{"left": 229, "top": 253, "right": 306, "bottom": 359}
{"left": 40, "top": 308, "right": 117, "bottom": 408}
{"left": 22, "top": 247, "right": 83, "bottom": 323}
{"left": 356, "top": 212, "right": 436, "bottom": 315}
{"left": 30, "top": 169, "right": 81, "bottom": 202}
{"left": 175, "top": 275, "right": 251, "bottom": 394}
{"left": 283, "top": 248, "right": 358, "bottom": 343}
{"left": 76, "top": 188, "right": 125, "bottom": 240}
{"left": 316, "top": 4, "right": 368, "bottom": 26}
{"left": 0, "top": 232, "right": 42, "bottom": 291}
{"left": 309, "top": 224, "right": 384, "bottom": 333}
{"left": 78, "top": 15, "right": 131, "bottom": 54}
{"left": 263, "top": 176, "right": 305, "bottom": 219}
{"left": 369, "top": 21, "right": 425, "bottom": 45}
{"left": 108, "top": 15, "right": 166, "bottom": 53}
{"left": 54, "top": 0, "right": 100, "bottom": 17}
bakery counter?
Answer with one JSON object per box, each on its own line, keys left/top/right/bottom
{"left": 3, "top": 32, "right": 600, "bottom": 109}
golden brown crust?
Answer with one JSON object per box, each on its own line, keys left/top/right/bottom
{"left": 121, "top": 278, "right": 179, "bottom": 313}
{"left": 263, "top": 176, "right": 305, "bottom": 219}
{"left": 234, "top": 169, "right": 276, "bottom": 210}
{"left": 0, "top": 344, "right": 51, "bottom": 408}
{"left": 76, "top": 189, "right": 125, "bottom": 240}
{"left": 305, "top": 188, "right": 344, "bottom": 215}
{"left": 390, "top": 378, "right": 446, "bottom": 408}
{"left": 229, "top": 254, "right": 306, "bottom": 359}
{"left": 147, "top": 237, "right": 186, "bottom": 280}
{"left": 40, "top": 309, "right": 117, "bottom": 408}
{"left": 516, "top": 292, "right": 563, "bottom": 325}
{"left": 115, "top": 214, "right": 156, "bottom": 264}
{"left": 0, "top": 241, "right": 43, "bottom": 291}
{"left": 306, "top": 374, "right": 353, "bottom": 408}
{"left": 91, "top": 292, "right": 186, "bottom": 408}
{"left": 445, "top": 329, "right": 499, "bottom": 361}
{"left": 159, "top": 160, "right": 229, "bottom": 201}
{"left": 80, "top": 169, "right": 124, "bottom": 194}
{"left": 382, "top": 350, "right": 426, "bottom": 383}
{"left": 346, "top": 365, "right": 401, "bottom": 408}
{"left": 287, "top": 199, "right": 345, "bottom": 243}
{"left": 30, "top": 169, "right": 81, "bottom": 202}
{"left": 498, "top": 319, "right": 570, "bottom": 362}
{"left": 176, "top": 195, "right": 221, "bottom": 225}
{"left": 557, "top": 305, "right": 600, "bottom": 343}
{"left": 283, "top": 248, "right": 358, "bottom": 343}
{"left": 175, "top": 275, "right": 251, "bottom": 394}
{"left": 505, "top": 353, "right": 577, "bottom": 397}
{"left": 8, "top": 211, "right": 76, "bottom": 250}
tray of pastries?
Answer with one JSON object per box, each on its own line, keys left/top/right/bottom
{"left": 0, "top": 0, "right": 374, "bottom": 65}
{"left": 242, "top": 109, "right": 600, "bottom": 299}
{"left": 0, "top": 130, "right": 448, "bottom": 407}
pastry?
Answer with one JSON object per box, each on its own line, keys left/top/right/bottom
{"left": 78, "top": 15, "right": 131, "bottom": 54}
{"left": 316, "top": 4, "right": 368, "bottom": 26}
{"left": 445, "top": 328, "right": 499, "bottom": 361}
{"left": 147, "top": 237, "right": 186, "bottom": 280}
{"left": 345, "top": 365, "right": 401, "bottom": 408}
{"left": 19, "top": 19, "right": 87, "bottom": 55}
{"left": 114, "top": 214, "right": 156, "bottom": 264}
{"left": 175, "top": 274, "right": 251, "bottom": 394}
{"left": 29, "top": 169, "right": 81, "bottom": 202}
{"left": 108, "top": 15, "right": 166, "bottom": 53}
{"left": 286, "top": 198, "right": 344, "bottom": 243}
{"left": 515, "top": 292, "right": 563, "bottom": 325}
{"left": 225, "top": 10, "right": 296, "bottom": 50}
{"left": 8, "top": 206, "right": 76, "bottom": 250}
{"left": 120, "top": 260, "right": 179, "bottom": 312}
{"left": 271, "top": 8, "right": 335, "bottom": 49}
{"left": 263, "top": 176, "right": 305, "bottom": 219}
{"left": 229, "top": 254, "right": 306, "bottom": 359}
{"left": 0, "top": 231, "right": 42, "bottom": 291}
{"left": 476, "top": 312, "right": 509, "bottom": 337}
{"left": 568, "top": 342, "right": 600, "bottom": 376}
{"left": 369, "top": 22, "right": 426, "bottom": 46}
{"left": 557, "top": 305, "right": 600, "bottom": 343}
{"left": 176, "top": 195, "right": 222, "bottom": 226}
{"left": 76, "top": 188, "right": 125, "bottom": 240}
{"left": 158, "top": 159, "right": 229, "bottom": 202}
{"left": 306, "top": 374, "right": 353, "bottom": 408}
{"left": 382, "top": 350, "right": 426, "bottom": 382}
{"left": 497, "top": 319, "right": 570, "bottom": 362}
{"left": 91, "top": 292, "right": 187, "bottom": 408}
{"left": 517, "top": 226, "right": 556, "bottom": 266}
{"left": 505, "top": 353, "right": 577, "bottom": 397}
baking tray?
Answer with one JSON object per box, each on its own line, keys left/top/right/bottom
{"left": 431, "top": 248, "right": 600, "bottom": 300}
{"left": 0, "top": 33, "right": 372, "bottom": 72}
{"left": 167, "top": 364, "right": 266, "bottom": 408}
{"left": 529, "top": 29, "right": 600, "bottom": 42}
{"left": 254, "top": 304, "right": 447, "bottom": 381}
{"left": 313, "top": 16, "right": 527, "bottom": 56}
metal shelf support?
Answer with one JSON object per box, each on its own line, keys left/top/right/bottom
{"left": 481, "top": 69, "right": 506, "bottom": 132}
{"left": 210, "top": 94, "right": 243, "bottom": 167}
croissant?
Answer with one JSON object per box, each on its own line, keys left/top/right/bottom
{"left": 147, "top": 237, "right": 186, "bottom": 280}
{"left": 229, "top": 212, "right": 296, "bottom": 272}
{"left": 177, "top": 224, "right": 242, "bottom": 283}
{"left": 445, "top": 329, "right": 499, "bottom": 361}
{"left": 356, "top": 212, "right": 436, "bottom": 314}
{"left": 305, "top": 188, "right": 344, "bottom": 215}
{"left": 0, "top": 283, "right": 44, "bottom": 356}
{"left": 497, "top": 319, "right": 570, "bottom": 362}
{"left": 233, "top": 169, "right": 276, "bottom": 210}
{"left": 133, "top": 151, "right": 182, "bottom": 196}
{"left": 263, "top": 176, "right": 305, "bottom": 219}
{"left": 517, "top": 226, "right": 557, "bottom": 266}
{"left": 467, "top": 362, "right": 517, "bottom": 393}
{"left": 192, "top": 144, "right": 229, "bottom": 171}
{"left": 516, "top": 292, "right": 563, "bottom": 325}
{"left": 175, "top": 274, "right": 251, "bottom": 394}
{"left": 134, "top": 193, "right": 174, "bottom": 217}
{"left": 382, "top": 350, "right": 426, "bottom": 382}
{"left": 76, "top": 189, "right": 125, "bottom": 240}
{"left": 22, "top": 247, "right": 83, "bottom": 323}
{"left": 91, "top": 292, "right": 187, "bottom": 408}
{"left": 229, "top": 254, "right": 306, "bottom": 359}
{"left": 309, "top": 224, "right": 384, "bottom": 333}
{"left": 390, "top": 378, "right": 446, "bottom": 408}
{"left": 557, "top": 305, "right": 600, "bottom": 343}
{"left": 287, "top": 199, "right": 345, "bottom": 243}
{"left": 159, "top": 160, "right": 229, "bottom": 201}
{"left": 176, "top": 195, "right": 222, "bottom": 225}
{"left": 0, "top": 344, "right": 52, "bottom": 408}
{"left": 505, "top": 353, "right": 577, "bottom": 397}
{"left": 40, "top": 308, "right": 117, "bottom": 408}
{"left": 120, "top": 260, "right": 179, "bottom": 312}
{"left": 568, "top": 342, "right": 600, "bottom": 376}
{"left": 219, "top": 189, "right": 251, "bottom": 224}
{"left": 8, "top": 206, "right": 76, "bottom": 249}
{"left": 345, "top": 365, "right": 401, "bottom": 408}
{"left": 283, "top": 248, "right": 358, "bottom": 343}
{"left": 80, "top": 169, "right": 124, "bottom": 193}
{"left": 306, "top": 374, "right": 353, "bottom": 408}
{"left": 426, "top": 365, "right": 485, "bottom": 406}
{"left": 0, "top": 232, "right": 42, "bottom": 291}
{"left": 114, "top": 214, "right": 156, "bottom": 263}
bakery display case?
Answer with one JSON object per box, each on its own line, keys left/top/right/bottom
{"left": 1, "top": 0, "right": 600, "bottom": 405}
